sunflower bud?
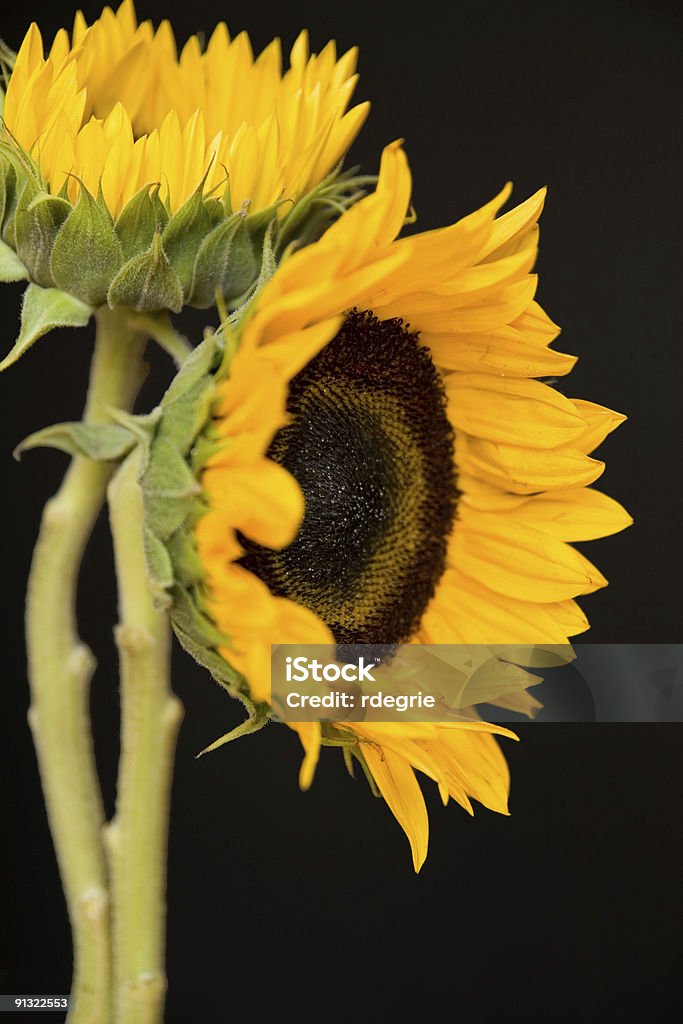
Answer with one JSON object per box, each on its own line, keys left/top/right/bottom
{"left": 0, "top": 137, "right": 372, "bottom": 369}
{"left": 0, "top": 6, "right": 372, "bottom": 369}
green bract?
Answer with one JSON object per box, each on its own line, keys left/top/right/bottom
{"left": 0, "top": 127, "right": 372, "bottom": 370}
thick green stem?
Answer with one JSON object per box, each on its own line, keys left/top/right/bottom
{"left": 106, "top": 450, "right": 183, "bottom": 1024}
{"left": 25, "top": 307, "right": 147, "bottom": 1024}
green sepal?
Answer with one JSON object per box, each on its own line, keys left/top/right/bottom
{"left": 171, "top": 583, "right": 228, "bottom": 651}
{"left": 15, "top": 189, "right": 71, "bottom": 288}
{"left": 140, "top": 436, "right": 201, "bottom": 540}
{"left": 107, "top": 406, "right": 162, "bottom": 473}
{"left": 277, "top": 165, "right": 375, "bottom": 254}
{"left": 133, "top": 328, "right": 249, "bottom": 700}
{"left": 348, "top": 746, "right": 381, "bottom": 797}
{"left": 14, "top": 421, "right": 136, "bottom": 461}
{"left": 250, "top": 219, "right": 278, "bottom": 293}
{"left": 143, "top": 525, "right": 175, "bottom": 608}
{"left": 107, "top": 230, "right": 183, "bottom": 313}
{"left": 0, "top": 284, "right": 93, "bottom": 371}
{"left": 0, "top": 157, "right": 21, "bottom": 246}
{"left": 190, "top": 431, "right": 228, "bottom": 475}
{"left": 154, "top": 334, "right": 222, "bottom": 456}
{"left": 161, "top": 183, "right": 215, "bottom": 297}
{"left": 195, "top": 698, "right": 271, "bottom": 758}
{"left": 0, "top": 141, "right": 41, "bottom": 198}
{"left": 169, "top": 586, "right": 255, "bottom": 697}
{"left": 171, "top": 620, "right": 239, "bottom": 688}
{"left": 114, "top": 184, "right": 169, "bottom": 261}
{"left": 51, "top": 184, "right": 123, "bottom": 305}
{"left": 0, "top": 238, "right": 28, "bottom": 281}
{"left": 189, "top": 211, "right": 258, "bottom": 308}
{"left": 160, "top": 332, "right": 222, "bottom": 406}
{"left": 317, "top": 725, "right": 380, "bottom": 796}
{"left": 245, "top": 201, "right": 285, "bottom": 252}
{"left": 221, "top": 178, "right": 233, "bottom": 216}
{"left": 0, "top": 158, "right": 17, "bottom": 238}
{"left": 0, "top": 39, "right": 16, "bottom": 81}
{"left": 165, "top": 528, "right": 206, "bottom": 587}
{"left": 156, "top": 377, "right": 215, "bottom": 457}
{"left": 213, "top": 220, "right": 278, "bottom": 347}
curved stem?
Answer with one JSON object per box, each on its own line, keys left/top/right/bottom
{"left": 106, "top": 449, "right": 183, "bottom": 1024}
{"left": 25, "top": 307, "right": 148, "bottom": 1023}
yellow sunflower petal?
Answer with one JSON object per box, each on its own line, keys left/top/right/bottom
{"left": 361, "top": 743, "right": 429, "bottom": 872}
{"left": 292, "top": 722, "right": 322, "bottom": 791}
{"left": 567, "top": 400, "right": 627, "bottom": 454}
{"left": 4, "top": 5, "right": 369, "bottom": 216}
{"left": 451, "top": 513, "right": 608, "bottom": 602}
{"left": 480, "top": 187, "right": 546, "bottom": 261}
{"left": 505, "top": 488, "right": 633, "bottom": 541}
{"left": 456, "top": 432, "right": 605, "bottom": 494}
{"left": 203, "top": 459, "right": 304, "bottom": 549}
{"left": 549, "top": 599, "right": 590, "bottom": 636}
{"left": 425, "top": 568, "right": 573, "bottom": 644}
{"left": 425, "top": 325, "right": 576, "bottom": 378}
{"left": 435, "top": 728, "right": 511, "bottom": 815}
{"left": 446, "top": 374, "right": 585, "bottom": 448}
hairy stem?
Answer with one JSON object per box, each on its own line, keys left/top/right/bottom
{"left": 25, "top": 307, "right": 147, "bottom": 1023}
{"left": 106, "top": 449, "right": 183, "bottom": 1024}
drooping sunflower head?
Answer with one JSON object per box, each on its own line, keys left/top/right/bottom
{"left": 139, "top": 141, "right": 631, "bottom": 869}
{"left": 0, "top": 0, "right": 369, "bottom": 310}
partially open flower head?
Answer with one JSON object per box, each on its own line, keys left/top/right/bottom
{"left": 100, "top": 142, "right": 630, "bottom": 870}
{"left": 0, "top": 0, "right": 369, "bottom": 330}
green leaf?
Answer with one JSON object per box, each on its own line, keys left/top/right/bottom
{"left": 14, "top": 421, "right": 136, "bottom": 461}
{"left": 115, "top": 184, "right": 169, "bottom": 261}
{"left": 0, "top": 284, "right": 93, "bottom": 371}
{"left": 107, "top": 231, "right": 184, "bottom": 313}
{"left": 0, "top": 238, "right": 28, "bottom": 281}
{"left": 51, "top": 184, "right": 123, "bottom": 305}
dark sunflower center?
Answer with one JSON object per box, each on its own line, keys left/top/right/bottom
{"left": 238, "top": 310, "right": 458, "bottom": 645}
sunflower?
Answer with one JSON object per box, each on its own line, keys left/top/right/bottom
{"left": 175, "top": 141, "right": 631, "bottom": 869}
{"left": 190, "top": 341, "right": 519, "bottom": 871}
{"left": 2, "top": 0, "right": 368, "bottom": 217}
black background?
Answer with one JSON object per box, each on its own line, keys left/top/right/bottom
{"left": 1, "top": 0, "right": 681, "bottom": 1018}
